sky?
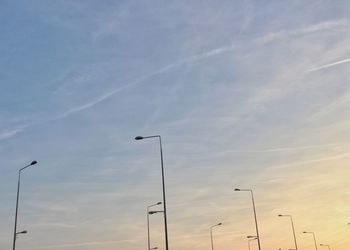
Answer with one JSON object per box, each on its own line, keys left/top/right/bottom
{"left": 0, "top": 0, "right": 349, "bottom": 249}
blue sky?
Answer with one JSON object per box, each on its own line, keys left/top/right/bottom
{"left": 0, "top": 1, "right": 349, "bottom": 249}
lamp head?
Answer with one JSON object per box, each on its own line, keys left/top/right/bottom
{"left": 135, "top": 136, "right": 144, "bottom": 140}
{"left": 234, "top": 188, "right": 241, "bottom": 191}
{"left": 157, "top": 202, "right": 162, "bottom": 205}
{"left": 31, "top": 161, "right": 37, "bottom": 165}
{"left": 278, "top": 214, "right": 283, "bottom": 217}
{"left": 218, "top": 222, "right": 222, "bottom": 226}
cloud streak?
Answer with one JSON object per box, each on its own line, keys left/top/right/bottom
{"left": 306, "top": 58, "right": 350, "bottom": 73}
{"left": 1, "top": 19, "right": 348, "bottom": 144}
{"left": 270, "top": 152, "right": 350, "bottom": 170}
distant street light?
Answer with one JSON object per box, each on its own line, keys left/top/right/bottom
{"left": 247, "top": 235, "right": 258, "bottom": 239}
{"left": 278, "top": 214, "right": 298, "bottom": 250}
{"left": 147, "top": 202, "right": 162, "bottom": 250}
{"left": 15, "top": 230, "right": 27, "bottom": 238}
{"left": 234, "top": 188, "right": 261, "bottom": 250}
{"left": 320, "top": 244, "right": 330, "bottom": 250}
{"left": 303, "top": 231, "right": 318, "bottom": 250}
{"left": 13, "top": 161, "right": 38, "bottom": 250}
{"left": 151, "top": 247, "right": 158, "bottom": 250}
{"left": 135, "top": 135, "right": 169, "bottom": 250}
{"left": 248, "top": 237, "right": 258, "bottom": 250}
{"left": 210, "top": 223, "right": 222, "bottom": 250}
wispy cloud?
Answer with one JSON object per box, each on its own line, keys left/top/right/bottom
{"left": 0, "top": 128, "right": 24, "bottom": 140}
{"left": 257, "top": 19, "right": 350, "bottom": 44}
{"left": 220, "top": 143, "right": 339, "bottom": 154}
{"left": 3, "top": 18, "right": 347, "bottom": 144}
{"left": 270, "top": 152, "right": 350, "bottom": 170}
{"left": 306, "top": 58, "right": 350, "bottom": 72}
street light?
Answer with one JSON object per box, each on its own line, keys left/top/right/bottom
{"left": 151, "top": 247, "right": 158, "bottom": 250}
{"left": 247, "top": 237, "right": 258, "bottom": 250}
{"left": 135, "top": 135, "right": 169, "bottom": 250}
{"left": 234, "top": 188, "right": 261, "bottom": 250}
{"left": 320, "top": 244, "right": 330, "bottom": 250}
{"left": 147, "top": 202, "right": 162, "bottom": 250}
{"left": 13, "top": 161, "right": 38, "bottom": 250}
{"left": 15, "top": 230, "right": 27, "bottom": 238}
{"left": 278, "top": 214, "right": 298, "bottom": 250}
{"left": 210, "top": 223, "right": 222, "bottom": 250}
{"left": 303, "top": 231, "right": 318, "bottom": 250}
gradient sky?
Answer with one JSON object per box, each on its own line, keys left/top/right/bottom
{"left": 0, "top": 1, "right": 349, "bottom": 250}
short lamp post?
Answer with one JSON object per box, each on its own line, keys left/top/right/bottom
{"left": 210, "top": 223, "right": 222, "bottom": 250}
{"left": 147, "top": 202, "right": 162, "bottom": 250}
{"left": 303, "top": 231, "right": 318, "bottom": 250}
{"left": 278, "top": 214, "right": 298, "bottom": 250}
{"left": 247, "top": 236, "right": 258, "bottom": 250}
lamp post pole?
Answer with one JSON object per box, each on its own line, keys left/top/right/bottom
{"left": 235, "top": 188, "right": 261, "bottom": 250}
{"left": 147, "top": 202, "right": 162, "bottom": 250}
{"left": 303, "top": 231, "right": 318, "bottom": 250}
{"left": 13, "top": 161, "right": 38, "bottom": 250}
{"left": 210, "top": 223, "right": 222, "bottom": 250}
{"left": 135, "top": 135, "right": 169, "bottom": 250}
{"left": 278, "top": 214, "right": 298, "bottom": 250}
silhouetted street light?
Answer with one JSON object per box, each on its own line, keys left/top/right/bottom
{"left": 248, "top": 237, "right": 258, "bottom": 250}
{"left": 13, "top": 161, "right": 37, "bottom": 250}
{"left": 247, "top": 235, "right": 258, "bottom": 239}
{"left": 210, "top": 223, "right": 222, "bottom": 250}
{"left": 234, "top": 188, "right": 261, "bottom": 250}
{"left": 320, "top": 244, "right": 330, "bottom": 250}
{"left": 147, "top": 202, "right": 162, "bottom": 250}
{"left": 303, "top": 231, "right": 318, "bottom": 250}
{"left": 278, "top": 214, "right": 298, "bottom": 250}
{"left": 15, "top": 230, "right": 27, "bottom": 238}
{"left": 135, "top": 135, "right": 169, "bottom": 250}
{"left": 151, "top": 247, "right": 158, "bottom": 250}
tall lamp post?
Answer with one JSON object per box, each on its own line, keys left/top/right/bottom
{"left": 247, "top": 236, "right": 258, "bottom": 250}
{"left": 13, "top": 161, "right": 38, "bottom": 250}
{"left": 320, "top": 244, "right": 330, "bottom": 250}
{"left": 135, "top": 135, "right": 169, "bottom": 250}
{"left": 278, "top": 214, "right": 298, "bottom": 250}
{"left": 210, "top": 223, "right": 222, "bottom": 250}
{"left": 234, "top": 188, "right": 261, "bottom": 250}
{"left": 147, "top": 202, "right": 162, "bottom": 250}
{"left": 303, "top": 231, "right": 318, "bottom": 250}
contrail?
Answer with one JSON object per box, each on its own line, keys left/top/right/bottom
{"left": 47, "top": 43, "right": 237, "bottom": 121}
{"left": 0, "top": 45, "right": 236, "bottom": 141}
{"left": 306, "top": 58, "right": 350, "bottom": 72}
